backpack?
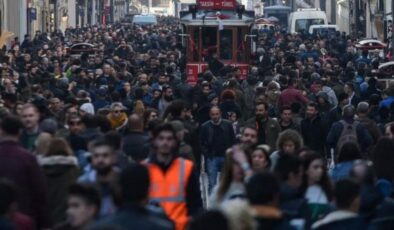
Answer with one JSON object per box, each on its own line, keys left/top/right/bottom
{"left": 336, "top": 120, "right": 359, "bottom": 152}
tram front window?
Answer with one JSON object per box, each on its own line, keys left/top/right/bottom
{"left": 220, "top": 29, "right": 233, "bottom": 60}
{"left": 202, "top": 27, "right": 217, "bottom": 56}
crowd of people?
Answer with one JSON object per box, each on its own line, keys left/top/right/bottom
{"left": 1, "top": 15, "right": 394, "bottom": 230}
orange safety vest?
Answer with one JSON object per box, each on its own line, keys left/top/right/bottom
{"left": 146, "top": 157, "right": 193, "bottom": 230}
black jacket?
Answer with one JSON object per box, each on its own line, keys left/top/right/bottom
{"left": 327, "top": 106, "right": 342, "bottom": 127}
{"left": 122, "top": 131, "right": 150, "bottom": 162}
{"left": 219, "top": 101, "right": 242, "bottom": 120}
{"left": 301, "top": 115, "right": 328, "bottom": 154}
{"left": 279, "top": 184, "right": 310, "bottom": 227}
{"left": 199, "top": 119, "right": 236, "bottom": 157}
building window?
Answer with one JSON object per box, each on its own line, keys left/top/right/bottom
{"left": 378, "top": 0, "right": 384, "bottom": 12}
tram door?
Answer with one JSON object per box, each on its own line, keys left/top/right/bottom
{"left": 219, "top": 28, "right": 235, "bottom": 61}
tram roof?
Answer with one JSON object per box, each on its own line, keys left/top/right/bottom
{"left": 180, "top": 10, "right": 254, "bottom": 26}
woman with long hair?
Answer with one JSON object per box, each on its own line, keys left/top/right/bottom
{"left": 251, "top": 145, "right": 271, "bottom": 172}
{"left": 208, "top": 149, "right": 247, "bottom": 209}
{"left": 37, "top": 137, "right": 79, "bottom": 226}
{"left": 301, "top": 152, "right": 333, "bottom": 222}
{"left": 134, "top": 100, "right": 145, "bottom": 118}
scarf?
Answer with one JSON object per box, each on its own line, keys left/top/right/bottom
{"left": 108, "top": 112, "right": 128, "bottom": 129}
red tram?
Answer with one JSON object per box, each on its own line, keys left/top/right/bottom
{"left": 179, "top": 0, "right": 255, "bottom": 85}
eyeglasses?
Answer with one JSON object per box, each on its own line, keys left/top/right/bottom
{"left": 114, "top": 110, "right": 122, "bottom": 114}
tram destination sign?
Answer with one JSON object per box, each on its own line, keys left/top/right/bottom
{"left": 197, "top": 0, "right": 236, "bottom": 10}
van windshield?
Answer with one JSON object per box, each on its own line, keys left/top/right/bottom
{"left": 295, "top": 19, "right": 325, "bottom": 33}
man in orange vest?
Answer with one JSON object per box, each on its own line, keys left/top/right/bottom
{"left": 145, "top": 123, "right": 202, "bottom": 230}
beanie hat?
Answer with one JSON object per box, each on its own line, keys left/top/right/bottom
{"left": 80, "top": 103, "right": 95, "bottom": 115}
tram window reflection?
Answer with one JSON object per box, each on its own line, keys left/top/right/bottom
{"left": 220, "top": 29, "right": 233, "bottom": 60}
{"left": 202, "top": 27, "right": 218, "bottom": 56}
{"left": 192, "top": 28, "right": 199, "bottom": 61}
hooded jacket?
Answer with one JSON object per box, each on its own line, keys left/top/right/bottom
{"left": 39, "top": 155, "right": 80, "bottom": 225}
{"left": 322, "top": 86, "right": 338, "bottom": 107}
{"left": 316, "top": 91, "right": 332, "bottom": 120}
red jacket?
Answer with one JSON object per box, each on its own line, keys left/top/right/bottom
{"left": 0, "top": 140, "right": 48, "bottom": 228}
{"left": 278, "top": 86, "right": 308, "bottom": 108}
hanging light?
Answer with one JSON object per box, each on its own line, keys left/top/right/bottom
{"left": 62, "top": 10, "right": 68, "bottom": 22}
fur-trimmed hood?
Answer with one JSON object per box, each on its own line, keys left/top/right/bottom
{"left": 37, "top": 155, "right": 78, "bottom": 166}
{"left": 38, "top": 155, "right": 79, "bottom": 178}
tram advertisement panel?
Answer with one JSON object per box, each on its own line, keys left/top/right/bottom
{"left": 186, "top": 64, "right": 199, "bottom": 86}
{"left": 197, "top": 0, "right": 236, "bottom": 10}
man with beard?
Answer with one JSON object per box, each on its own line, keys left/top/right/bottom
{"left": 279, "top": 106, "right": 301, "bottom": 132}
{"left": 246, "top": 102, "right": 281, "bottom": 150}
{"left": 240, "top": 126, "right": 259, "bottom": 149}
{"left": 152, "top": 74, "right": 168, "bottom": 91}
{"left": 78, "top": 138, "right": 118, "bottom": 218}
{"left": 200, "top": 106, "right": 236, "bottom": 192}
{"left": 301, "top": 102, "right": 328, "bottom": 155}
{"left": 157, "top": 85, "right": 174, "bottom": 117}
{"left": 145, "top": 123, "right": 202, "bottom": 230}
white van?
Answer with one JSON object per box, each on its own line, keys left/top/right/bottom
{"left": 309, "top": 25, "right": 339, "bottom": 35}
{"left": 132, "top": 14, "right": 158, "bottom": 26}
{"left": 288, "top": 8, "right": 328, "bottom": 34}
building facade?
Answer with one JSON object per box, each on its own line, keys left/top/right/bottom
{"left": 0, "top": 0, "right": 131, "bottom": 46}
{"left": 2, "top": 0, "right": 28, "bottom": 39}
